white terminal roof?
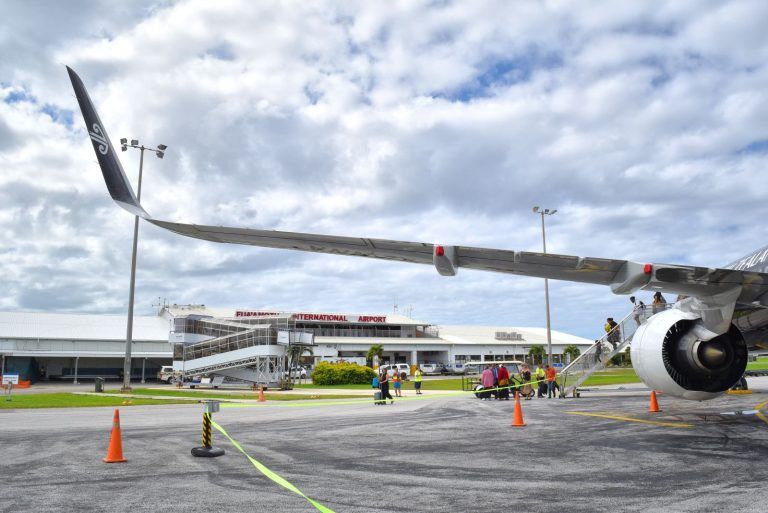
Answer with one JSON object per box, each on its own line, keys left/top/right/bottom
{"left": 0, "top": 307, "right": 593, "bottom": 347}
{"left": 0, "top": 311, "right": 170, "bottom": 341}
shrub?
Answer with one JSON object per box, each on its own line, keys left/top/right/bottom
{"left": 311, "top": 361, "right": 376, "bottom": 385}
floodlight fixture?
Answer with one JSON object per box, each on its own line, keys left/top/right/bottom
{"left": 156, "top": 151, "right": 164, "bottom": 159}
{"left": 121, "top": 145, "right": 127, "bottom": 151}
{"left": 157, "top": 144, "right": 167, "bottom": 151}
{"left": 120, "top": 138, "right": 127, "bottom": 144}
{"left": 532, "top": 206, "right": 539, "bottom": 213}
{"left": 551, "top": 209, "right": 558, "bottom": 215}
{"left": 130, "top": 139, "right": 139, "bottom": 146}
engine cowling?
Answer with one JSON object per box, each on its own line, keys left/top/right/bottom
{"left": 631, "top": 308, "right": 748, "bottom": 400}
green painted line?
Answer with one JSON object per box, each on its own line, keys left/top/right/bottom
{"left": 211, "top": 419, "right": 336, "bottom": 513}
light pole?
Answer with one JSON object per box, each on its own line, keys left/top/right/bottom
{"left": 532, "top": 206, "right": 557, "bottom": 367}
{"left": 120, "top": 138, "right": 167, "bottom": 392}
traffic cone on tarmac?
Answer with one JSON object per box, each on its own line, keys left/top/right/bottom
{"left": 649, "top": 390, "right": 661, "bottom": 413}
{"left": 511, "top": 391, "right": 526, "bottom": 427}
{"left": 103, "top": 409, "right": 127, "bottom": 463}
{"left": 258, "top": 384, "right": 265, "bottom": 402}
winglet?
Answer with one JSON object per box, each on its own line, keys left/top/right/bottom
{"left": 66, "top": 66, "right": 148, "bottom": 218}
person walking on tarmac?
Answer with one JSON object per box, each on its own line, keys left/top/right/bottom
{"left": 520, "top": 364, "right": 533, "bottom": 400}
{"left": 379, "top": 370, "right": 393, "bottom": 404}
{"left": 545, "top": 364, "right": 557, "bottom": 398}
{"left": 481, "top": 365, "right": 495, "bottom": 401}
{"left": 414, "top": 367, "right": 423, "bottom": 395}
{"left": 392, "top": 369, "right": 402, "bottom": 397}
{"left": 496, "top": 364, "right": 510, "bottom": 400}
{"left": 534, "top": 364, "right": 546, "bottom": 398}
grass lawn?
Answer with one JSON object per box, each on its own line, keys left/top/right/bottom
{"left": 580, "top": 368, "right": 642, "bottom": 386}
{"left": 125, "top": 388, "right": 360, "bottom": 401}
{"left": 747, "top": 356, "right": 768, "bottom": 371}
{"left": 0, "top": 393, "right": 186, "bottom": 409}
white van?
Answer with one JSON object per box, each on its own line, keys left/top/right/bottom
{"left": 419, "top": 363, "right": 441, "bottom": 375}
{"left": 378, "top": 363, "right": 411, "bottom": 379}
{"left": 157, "top": 366, "right": 176, "bottom": 383}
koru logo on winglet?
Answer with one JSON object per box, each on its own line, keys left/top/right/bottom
{"left": 89, "top": 123, "right": 109, "bottom": 155}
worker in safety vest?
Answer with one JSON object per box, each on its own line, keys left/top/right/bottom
{"left": 534, "top": 365, "right": 546, "bottom": 398}
{"left": 414, "top": 368, "right": 423, "bottom": 395}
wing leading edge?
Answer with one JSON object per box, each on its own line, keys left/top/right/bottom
{"left": 67, "top": 66, "right": 768, "bottom": 305}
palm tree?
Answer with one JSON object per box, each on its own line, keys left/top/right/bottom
{"left": 286, "top": 344, "right": 314, "bottom": 387}
{"left": 528, "top": 345, "right": 546, "bottom": 365}
{"left": 366, "top": 344, "right": 383, "bottom": 368}
{"left": 563, "top": 344, "right": 581, "bottom": 364}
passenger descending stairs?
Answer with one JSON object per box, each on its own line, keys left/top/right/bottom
{"left": 559, "top": 304, "right": 671, "bottom": 397}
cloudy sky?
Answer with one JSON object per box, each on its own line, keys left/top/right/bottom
{"left": 2, "top": 0, "right": 768, "bottom": 339}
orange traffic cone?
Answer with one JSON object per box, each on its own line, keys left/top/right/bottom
{"left": 103, "top": 409, "right": 127, "bottom": 463}
{"left": 258, "top": 384, "right": 265, "bottom": 402}
{"left": 511, "top": 391, "right": 526, "bottom": 427}
{"left": 649, "top": 390, "right": 661, "bottom": 413}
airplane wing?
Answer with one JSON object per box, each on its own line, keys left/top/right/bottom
{"left": 66, "top": 66, "right": 768, "bottom": 304}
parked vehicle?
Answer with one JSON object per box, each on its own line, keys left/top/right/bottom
{"left": 157, "top": 366, "right": 176, "bottom": 384}
{"left": 419, "top": 363, "right": 442, "bottom": 375}
{"left": 284, "top": 366, "right": 308, "bottom": 379}
{"left": 443, "top": 363, "right": 466, "bottom": 375}
{"left": 378, "top": 363, "right": 411, "bottom": 379}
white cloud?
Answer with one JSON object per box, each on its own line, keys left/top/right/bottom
{"left": 1, "top": 0, "right": 768, "bottom": 338}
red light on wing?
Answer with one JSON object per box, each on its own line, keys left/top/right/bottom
{"left": 435, "top": 245, "right": 445, "bottom": 257}
{"left": 643, "top": 263, "right": 653, "bottom": 275}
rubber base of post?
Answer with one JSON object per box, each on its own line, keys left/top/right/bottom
{"left": 191, "top": 446, "right": 225, "bottom": 457}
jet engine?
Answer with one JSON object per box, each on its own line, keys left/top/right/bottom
{"left": 631, "top": 308, "right": 748, "bottom": 400}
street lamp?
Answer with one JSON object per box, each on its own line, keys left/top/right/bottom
{"left": 532, "top": 206, "right": 557, "bottom": 367}
{"left": 120, "top": 138, "right": 167, "bottom": 392}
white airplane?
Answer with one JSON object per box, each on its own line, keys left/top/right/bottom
{"left": 67, "top": 66, "right": 768, "bottom": 401}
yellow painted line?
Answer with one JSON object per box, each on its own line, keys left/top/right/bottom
{"left": 726, "top": 389, "right": 753, "bottom": 395}
{"left": 566, "top": 411, "right": 693, "bottom": 428}
{"left": 755, "top": 399, "right": 768, "bottom": 426}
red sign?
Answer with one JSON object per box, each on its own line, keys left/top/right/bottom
{"left": 235, "top": 311, "right": 387, "bottom": 323}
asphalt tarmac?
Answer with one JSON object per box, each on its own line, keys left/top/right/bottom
{"left": 1, "top": 383, "right": 767, "bottom": 513}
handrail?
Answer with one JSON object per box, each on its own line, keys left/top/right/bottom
{"left": 559, "top": 302, "right": 674, "bottom": 396}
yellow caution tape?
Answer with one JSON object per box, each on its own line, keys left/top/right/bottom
{"left": 210, "top": 419, "right": 336, "bottom": 513}
{"left": 221, "top": 376, "right": 557, "bottom": 409}
{"left": 755, "top": 399, "right": 768, "bottom": 426}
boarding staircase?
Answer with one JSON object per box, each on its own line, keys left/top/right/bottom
{"left": 177, "top": 315, "right": 313, "bottom": 387}
{"left": 559, "top": 303, "right": 673, "bottom": 397}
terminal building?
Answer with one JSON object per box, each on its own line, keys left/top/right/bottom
{"left": 0, "top": 305, "right": 593, "bottom": 383}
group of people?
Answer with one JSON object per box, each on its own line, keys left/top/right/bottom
{"left": 598, "top": 292, "right": 669, "bottom": 362}
{"left": 478, "top": 363, "right": 559, "bottom": 401}
{"left": 373, "top": 367, "right": 423, "bottom": 404}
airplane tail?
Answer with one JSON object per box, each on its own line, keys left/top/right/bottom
{"left": 66, "top": 66, "right": 148, "bottom": 218}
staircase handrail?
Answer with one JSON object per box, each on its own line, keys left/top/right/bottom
{"left": 559, "top": 308, "right": 636, "bottom": 376}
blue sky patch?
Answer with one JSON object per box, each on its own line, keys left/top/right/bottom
{"left": 41, "top": 104, "right": 74, "bottom": 127}
{"left": 738, "top": 139, "right": 768, "bottom": 154}
{"left": 4, "top": 88, "right": 36, "bottom": 105}
{"left": 436, "top": 50, "right": 562, "bottom": 102}
{"left": 205, "top": 43, "right": 235, "bottom": 61}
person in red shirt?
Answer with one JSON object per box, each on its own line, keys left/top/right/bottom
{"left": 545, "top": 365, "right": 557, "bottom": 398}
{"left": 496, "top": 364, "right": 510, "bottom": 400}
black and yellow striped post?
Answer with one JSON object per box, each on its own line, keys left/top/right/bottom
{"left": 192, "top": 401, "right": 224, "bottom": 458}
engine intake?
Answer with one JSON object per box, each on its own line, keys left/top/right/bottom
{"left": 631, "top": 309, "right": 747, "bottom": 400}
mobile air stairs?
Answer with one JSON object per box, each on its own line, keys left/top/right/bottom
{"left": 558, "top": 304, "right": 672, "bottom": 397}
{"left": 173, "top": 315, "right": 314, "bottom": 389}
